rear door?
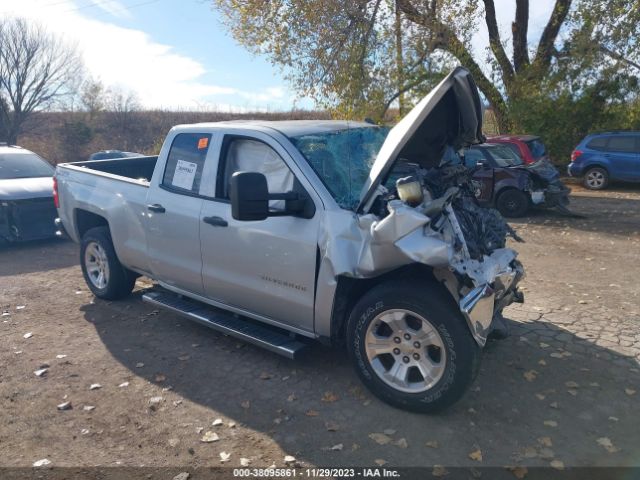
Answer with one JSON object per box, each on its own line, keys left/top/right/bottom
{"left": 199, "top": 132, "right": 320, "bottom": 333}
{"left": 145, "top": 132, "right": 216, "bottom": 295}
{"left": 605, "top": 135, "right": 639, "bottom": 180}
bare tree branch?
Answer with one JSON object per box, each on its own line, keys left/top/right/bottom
{"left": 482, "top": 0, "right": 514, "bottom": 82}
{"left": 396, "top": 0, "right": 511, "bottom": 126}
{"left": 0, "top": 17, "right": 83, "bottom": 143}
{"left": 534, "top": 0, "right": 572, "bottom": 71}
{"left": 600, "top": 45, "right": 640, "bottom": 70}
{"left": 512, "top": 0, "right": 530, "bottom": 72}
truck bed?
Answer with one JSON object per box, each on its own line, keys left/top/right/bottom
{"left": 69, "top": 156, "right": 158, "bottom": 183}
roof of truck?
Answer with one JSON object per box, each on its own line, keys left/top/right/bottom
{"left": 180, "top": 120, "right": 377, "bottom": 138}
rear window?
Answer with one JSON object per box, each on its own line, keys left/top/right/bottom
{"left": 586, "top": 136, "right": 608, "bottom": 150}
{"left": 0, "top": 153, "right": 54, "bottom": 179}
{"left": 162, "top": 133, "right": 212, "bottom": 194}
{"left": 525, "top": 139, "right": 546, "bottom": 159}
{"left": 607, "top": 136, "right": 636, "bottom": 153}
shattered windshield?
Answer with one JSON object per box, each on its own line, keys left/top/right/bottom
{"left": 290, "top": 126, "right": 390, "bottom": 210}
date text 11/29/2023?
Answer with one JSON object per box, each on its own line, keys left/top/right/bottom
{"left": 232, "top": 468, "right": 401, "bottom": 478}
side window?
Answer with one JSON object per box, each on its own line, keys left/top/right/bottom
{"left": 162, "top": 133, "right": 212, "bottom": 194}
{"left": 587, "top": 136, "right": 608, "bottom": 150}
{"left": 219, "top": 138, "right": 294, "bottom": 208}
{"left": 607, "top": 136, "right": 636, "bottom": 153}
{"left": 464, "top": 149, "right": 485, "bottom": 168}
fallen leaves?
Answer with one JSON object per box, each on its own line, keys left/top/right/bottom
{"left": 200, "top": 431, "right": 219, "bottom": 443}
{"left": 543, "top": 420, "right": 558, "bottom": 427}
{"left": 537, "top": 437, "right": 553, "bottom": 448}
{"left": 259, "top": 372, "right": 272, "bottom": 380}
{"left": 212, "top": 418, "right": 223, "bottom": 427}
{"left": 395, "top": 438, "right": 408, "bottom": 449}
{"left": 219, "top": 451, "right": 231, "bottom": 463}
{"left": 596, "top": 437, "right": 620, "bottom": 453}
{"left": 321, "top": 391, "right": 339, "bottom": 403}
{"left": 506, "top": 466, "right": 528, "bottom": 479}
{"left": 240, "top": 400, "right": 250, "bottom": 409}
{"left": 550, "top": 460, "right": 564, "bottom": 470}
{"left": 625, "top": 388, "right": 636, "bottom": 396}
{"left": 468, "top": 448, "right": 483, "bottom": 462}
{"left": 305, "top": 410, "right": 319, "bottom": 417}
{"left": 523, "top": 370, "right": 538, "bottom": 382}
{"left": 369, "top": 433, "right": 392, "bottom": 445}
{"left": 425, "top": 440, "right": 440, "bottom": 449}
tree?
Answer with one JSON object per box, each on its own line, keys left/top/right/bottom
{"left": 213, "top": 0, "right": 640, "bottom": 129}
{"left": 80, "top": 77, "right": 107, "bottom": 119}
{"left": 0, "top": 17, "right": 83, "bottom": 144}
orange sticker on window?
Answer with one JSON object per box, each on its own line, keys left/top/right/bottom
{"left": 197, "top": 137, "right": 209, "bottom": 149}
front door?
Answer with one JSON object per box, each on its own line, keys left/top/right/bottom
{"left": 199, "top": 134, "right": 320, "bottom": 333}
{"left": 146, "top": 132, "right": 214, "bottom": 295}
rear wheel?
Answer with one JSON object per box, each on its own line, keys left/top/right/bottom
{"left": 583, "top": 167, "right": 609, "bottom": 190}
{"left": 346, "top": 281, "right": 480, "bottom": 413}
{"left": 80, "top": 226, "right": 136, "bottom": 300}
{"left": 496, "top": 189, "right": 529, "bottom": 217}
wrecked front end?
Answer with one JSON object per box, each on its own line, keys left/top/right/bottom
{"left": 318, "top": 67, "right": 525, "bottom": 347}
{"left": 320, "top": 166, "right": 524, "bottom": 347}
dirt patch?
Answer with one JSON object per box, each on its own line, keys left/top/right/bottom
{"left": 1, "top": 188, "right": 639, "bottom": 471}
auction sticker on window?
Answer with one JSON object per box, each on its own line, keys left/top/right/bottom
{"left": 172, "top": 159, "right": 197, "bottom": 190}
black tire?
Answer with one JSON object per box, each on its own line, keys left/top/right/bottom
{"left": 496, "top": 189, "right": 530, "bottom": 217}
{"left": 80, "top": 226, "right": 136, "bottom": 300}
{"left": 346, "top": 280, "right": 481, "bottom": 413}
{"left": 583, "top": 167, "right": 609, "bottom": 190}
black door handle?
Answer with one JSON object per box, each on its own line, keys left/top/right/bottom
{"left": 147, "top": 204, "right": 166, "bottom": 213}
{"left": 203, "top": 216, "right": 228, "bottom": 227}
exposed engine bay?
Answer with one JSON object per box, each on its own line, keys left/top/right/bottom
{"left": 318, "top": 157, "right": 525, "bottom": 347}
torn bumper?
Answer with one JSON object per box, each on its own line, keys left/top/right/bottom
{"left": 459, "top": 257, "right": 525, "bottom": 346}
{"left": 530, "top": 183, "right": 571, "bottom": 208}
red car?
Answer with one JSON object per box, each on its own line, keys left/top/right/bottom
{"left": 487, "top": 135, "right": 549, "bottom": 165}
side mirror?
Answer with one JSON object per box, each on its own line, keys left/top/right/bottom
{"left": 230, "top": 172, "right": 269, "bottom": 221}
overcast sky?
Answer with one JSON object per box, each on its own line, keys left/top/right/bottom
{"left": 1, "top": 0, "right": 556, "bottom": 111}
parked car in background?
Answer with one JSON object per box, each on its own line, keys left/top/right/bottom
{"left": 0, "top": 144, "right": 57, "bottom": 244}
{"left": 465, "top": 143, "right": 571, "bottom": 217}
{"left": 568, "top": 131, "right": 640, "bottom": 190}
{"left": 488, "top": 134, "right": 549, "bottom": 165}
{"left": 88, "top": 150, "right": 143, "bottom": 161}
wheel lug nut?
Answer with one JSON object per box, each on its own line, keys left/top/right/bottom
{"left": 402, "top": 356, "right": 410, "bottom": 363}
{"left": 404, "top": 333, "right": 411, "bottom": 340}
{"left": 393, "top": 348, "right": 400, "bottom": 355}
{"left": 413, "top": 341, "right": 420, "bottom": 348}
{"left": 413, "top": 353, "right": 420, "bottom": 360}
{"left": 393, "top": 337, "right": 401, "bottom": 344}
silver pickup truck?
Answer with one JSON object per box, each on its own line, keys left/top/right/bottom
{"left": 56, "top": 68, "right": 524, "bottom": 412}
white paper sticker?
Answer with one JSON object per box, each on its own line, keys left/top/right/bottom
{"left": 172, "top": 159, "right": 198, "bottom": 190}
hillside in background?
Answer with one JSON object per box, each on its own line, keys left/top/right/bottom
{"left": 17, "top": 110, "right": 332, "bottom": 164}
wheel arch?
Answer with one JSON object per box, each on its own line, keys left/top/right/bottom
{"left": 329, "top": 264, "right": 450, "bottom": 345}
{"left": 75, "top": 209, "right": 109, "bottom": 239}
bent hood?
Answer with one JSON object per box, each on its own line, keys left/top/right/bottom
{"left": 358, "top": 67, "right": 485, "bottom": 213}
{"left": 523, "top": 158, "right": 560, "bottom": 183}
{"left": 0, "top": 177, "right": 53, "bottom": 201}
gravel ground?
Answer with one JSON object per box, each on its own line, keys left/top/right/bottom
{"left": 1, "top": 184, "right": 639, "bottom": 474}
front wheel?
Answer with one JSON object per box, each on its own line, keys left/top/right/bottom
{"left": 346, "top": 281, "right": 480, "bottom": 413}
{"left": 496, "top": 189, "right": 530, "bottom": 217}
{"left": 80, "top": 226, "right": 136, "bottom": 300}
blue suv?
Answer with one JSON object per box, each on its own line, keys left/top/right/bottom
{"left": 568, "top": 131, "right": 640, "bottom": 189}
